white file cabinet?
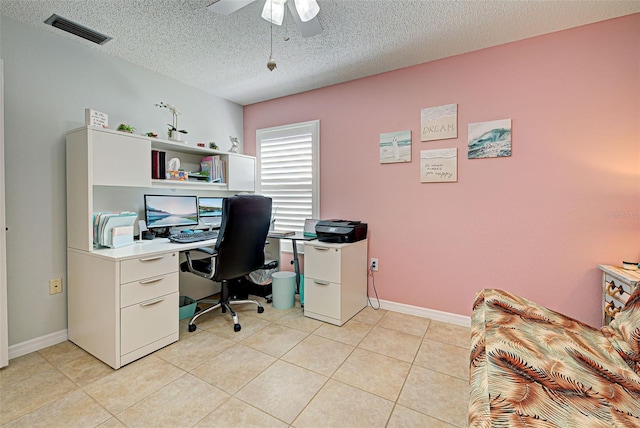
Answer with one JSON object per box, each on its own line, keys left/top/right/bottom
{"left": 303, "top": 239, "right": 368, "bottom": 326}
{"left": 68, "top": 249, "right": 180, "bottom": 369}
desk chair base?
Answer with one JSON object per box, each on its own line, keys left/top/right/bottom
{"left": 188, "top": 298, "right": 264, "bottom": 333}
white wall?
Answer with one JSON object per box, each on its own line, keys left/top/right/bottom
{"left": 1, "top": 16, "right": 243, "bottom": 346}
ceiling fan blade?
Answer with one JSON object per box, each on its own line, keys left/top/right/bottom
{"left": 287, "top": 1, "right": 322, "bottom": 38}
{"left": 207, "top": 0, "right": 256, "bottom": 15}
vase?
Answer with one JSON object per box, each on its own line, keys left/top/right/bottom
{"left": 169, "top": 130, "right": 181, "bottom": 141}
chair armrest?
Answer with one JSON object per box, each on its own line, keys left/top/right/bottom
{"left": 186, "top": 247, "right": 216, "bottom": 256}
{"left": 183, "top": 247, "right": 218, "bottom": 280}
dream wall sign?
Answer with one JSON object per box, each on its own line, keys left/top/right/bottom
{"left": 421, "top": 104, "right": 457, "bottom": 141}
{"left": 468, "top": 119, "right": 512, "bottom": 159}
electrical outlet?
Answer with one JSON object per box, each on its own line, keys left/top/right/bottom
{"left": 49, "top": 278, "right": 62, "bottom": 295}
{"left": 370, "top": 258, "right": 378, "bottom": 271}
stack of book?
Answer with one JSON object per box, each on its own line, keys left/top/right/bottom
{"left": 187, "top": 171, "right": 210, "bottom": 182}
{"left": 151, "top": 150, "right": 166, "bottom": 179}
{"left": 201, "top": 155, "right": 226, "bottom": 183}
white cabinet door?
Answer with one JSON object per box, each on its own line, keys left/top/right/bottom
{"left": 227, "top": 155, "right": 255, "bottom": 192}
{"left": 92, "top": 131, "right": 151, "bottom": 187}
{"left": 0, "top": 61, "right": 7, "bottom": 368}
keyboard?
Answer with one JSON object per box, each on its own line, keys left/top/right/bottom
{"left": 168, "top": 230, "right": 219, "bottom": 244}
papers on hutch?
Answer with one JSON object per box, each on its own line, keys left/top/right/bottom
{"left": 93, "top": 212, "right": 137, "bottom": 248}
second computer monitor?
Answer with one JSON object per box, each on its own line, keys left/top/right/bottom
{"left": 198, "top": 197, "right": 224, "bottom": 228}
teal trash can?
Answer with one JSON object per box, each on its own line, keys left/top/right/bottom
{"left": 272, "top": 271, "right": 296, "bottom": 309}
{"left": 178, "top": 296, "right": 197, "bottom": 320}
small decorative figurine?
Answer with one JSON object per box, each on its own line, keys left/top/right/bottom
{"left": 229, "top": 136, "right": 240, "bottom": 153}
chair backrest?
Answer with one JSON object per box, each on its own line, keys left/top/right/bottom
{"left": 213, "top": 194, "right": 272, "bottom": 281}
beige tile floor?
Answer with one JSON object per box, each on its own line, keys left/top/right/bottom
{"left": 0, "top": 299, "right": 471, "bottom": 427}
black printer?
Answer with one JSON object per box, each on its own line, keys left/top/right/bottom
{"left": 315, "top": 220, "right": 368, "bottom": 243}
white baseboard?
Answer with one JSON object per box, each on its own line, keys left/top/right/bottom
{"left": 6, "top": 300, "right": 468, "bottom": 361}
{"left": 370, "top": 298, "right": 471, "bottom": 327}
{"left": 8, "top": 329, "right": 68, "bottom": 360}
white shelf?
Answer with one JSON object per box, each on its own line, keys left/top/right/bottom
{"left": 151, "top": 179, "right": 227, "bottom": 190}
{"left": 151, "top": 139, "right": 225, "bottom": 157}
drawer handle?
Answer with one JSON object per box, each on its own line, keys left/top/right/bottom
{"left": 139, "top": 256, "right": 164, "bottom": 262}
{"left": 140, "top": 297, "right": 165, "bottom": 307}
{"left": 605, "top": 301, "right": 621, "bottom": 318}
{"left": 313, "top": 280, "right": 330, "bottom": 286}
{"left": 606, "top": 280, "right": 624, "bottom": 297}
{"left": 139, "top": 276, "right": 164, "bottom": 285}
{"left": 313, "top": 246, "right": 330, "bottom": 251}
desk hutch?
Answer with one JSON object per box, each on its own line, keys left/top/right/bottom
{"left": 66, "top": 126, "right": 255, "bottom": 369}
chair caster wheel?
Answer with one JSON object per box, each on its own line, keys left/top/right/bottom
{"left": 188, "top": 324, "right": 196, "bottom": 332}
{"left": 266, "top": 298, "right": 272, "bottom": 304}
{"left": 258, "top": 306, "right": 264, "bottom": 314}
{"left": 234, "top": 324, "right": 241, "bottom": 332}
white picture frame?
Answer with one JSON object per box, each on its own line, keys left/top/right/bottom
{"left": 421, "top": 104, "right": 457, "bottom": 141}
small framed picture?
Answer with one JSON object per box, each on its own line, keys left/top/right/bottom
{"left": 380, "top": 130, "right": 411, "bottom": 164}
{"left": 85, "top": 108, "right": 108, "bottom": 128}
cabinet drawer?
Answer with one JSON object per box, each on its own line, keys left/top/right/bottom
{"left": 121, "top": 291, "right": 178, "bottom": 355}
{"left": 604, "top": 293, "right": 625, "bottom": 321}
{"left": 304, "top": 245, "right": 341, "bottom": 284}
{"left": 121, "top": 272, "right": 178, "bottom": 308}
{"left": 304, "top": 277, "right": 341, "bottom": 320}
{"left": 604, "top": 274, "right": 633, "bottom": 304}
{"left": 121, "top": 253, "right": 178, "bottom": 283}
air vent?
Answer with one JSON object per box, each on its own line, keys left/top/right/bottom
{"left": 44, "top": 14, "right": 112, "bottom": 45}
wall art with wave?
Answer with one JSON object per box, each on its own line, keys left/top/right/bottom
{"left": 468, "top": 119, "right": 512, "bottom": 159}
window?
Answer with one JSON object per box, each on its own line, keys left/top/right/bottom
{"left": 256, "top": 120, "right": 319, "bottom": 253}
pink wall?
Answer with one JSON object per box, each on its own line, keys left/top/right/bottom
{"left": 245, "top": 14, "right": 640, "bottom": 326}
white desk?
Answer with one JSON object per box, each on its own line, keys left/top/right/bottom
{"left": 267, "top": 232, "right": 315, "bottom": 293}
{"left": 81, "top": 237, "right": 218, "bottom": 261}
{"left": 67, "top": 238, "right": 217, "bottom": 369}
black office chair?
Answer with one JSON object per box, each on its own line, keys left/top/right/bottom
{"left": 181, "top": 194, "right": 272, "bottom": 332}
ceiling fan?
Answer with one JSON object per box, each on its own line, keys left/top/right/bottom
{"left": 207, "top": 0, "right": 322, "bottom": 38}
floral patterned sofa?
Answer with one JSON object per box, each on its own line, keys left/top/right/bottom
{"left": 469, "top": 287, "right": 640, "bottom": 427}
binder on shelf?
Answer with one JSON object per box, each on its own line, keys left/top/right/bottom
{"left": 93, "top": 211, "right": 137, "bottom": 248}
{"left": 159, "top": 151, "right": 166, "bottom": 179}
{"left": 151, "top": 150, "right": 167, "bottom": 180}
{"left": 151, "top": 150, "right": 159, "bottom": 179}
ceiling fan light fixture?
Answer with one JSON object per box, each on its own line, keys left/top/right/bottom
{"left": 261, "top": 0, "right": 286, "bottom": 26}
{"left": 294, "top": 0, "right": 319, "bottom": 22}
{"left": 267, "top": 53, "right": 277, "bottom": 71}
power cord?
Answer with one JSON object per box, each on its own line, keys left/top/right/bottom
{"left": 367, "top": 263, "right": 381, "bottom": 310}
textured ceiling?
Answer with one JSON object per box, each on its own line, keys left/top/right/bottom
{"left": 2, "top": 1, "right": 639, "bottom": 106}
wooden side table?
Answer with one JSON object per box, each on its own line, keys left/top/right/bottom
{"left": 598, "top": 264, "right": 640, "bottom": 325}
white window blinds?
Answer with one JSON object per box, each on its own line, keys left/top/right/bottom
{"left": 256, "top": 120, "right": 319, "bottom": 251}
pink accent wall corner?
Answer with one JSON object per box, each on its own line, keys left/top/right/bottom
{"left": 244, "top": 14, "right": 640, "bottom": 326}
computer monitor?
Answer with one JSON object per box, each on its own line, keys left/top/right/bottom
{"left": 144, "top": 195, "right": 199, "bottom": 232}
{"left": 198, "top": 197, "right": 224, "bottom": 228}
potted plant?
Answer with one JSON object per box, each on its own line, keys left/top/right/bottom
{"left": 155, "top": 102, "right": 188, "bottom": 141}
{"left": 117, "top": 124, "right": 135, "bottom": 133}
